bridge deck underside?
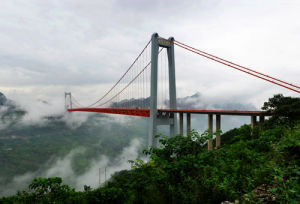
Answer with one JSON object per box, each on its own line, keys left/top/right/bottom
{"left": 68, "top": 108, "right": 271, "bottom": 117}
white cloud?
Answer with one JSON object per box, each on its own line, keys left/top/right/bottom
{"left": 75, "top": 138, "right": 143, "bottom": 189}
{"left": 1, "top": 0, "right": 299, "bottom": 110}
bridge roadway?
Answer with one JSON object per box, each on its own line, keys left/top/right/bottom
{"left": 67, "top": 108, "right": 271, "bottom": 117}
{"left": 68, "top": 107, "right": 271, "bottom": 150}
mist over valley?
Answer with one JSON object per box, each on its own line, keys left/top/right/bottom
{"left": 0, "top": 91, "right": 257, "bottom": 196}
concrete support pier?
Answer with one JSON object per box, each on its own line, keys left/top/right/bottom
{"left": 216, "top": 114, "right": 221, "bottom": 148}
{"left": 173, "top": 110, "right": 269, "bottom": 151}
{"left": 251, "top": 115, "right": 257, "bottom": 128}
{"left": 179, "top": 113, "right": 183, "bottom": 135}
{"left": 208, "top": 114, "right": 213, "bottom": 151}
{"left": 259, "top": 115, "right": 265, "bottom": 123}
{"left": 259, "top": 115, "right": 265, "bottom": 130}
{"left": 186, "top": 113, "right": 191, "bottom": 135}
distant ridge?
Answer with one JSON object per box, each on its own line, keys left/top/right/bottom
{"left": 0, "top": 92, "right": 7, "bottom": 105}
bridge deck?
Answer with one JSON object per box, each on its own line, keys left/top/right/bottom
{"left": 68, "top": 108, "right": 271, "bottom": 117}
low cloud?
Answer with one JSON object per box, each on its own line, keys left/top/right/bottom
{"left": 62, "top": 112, "right": 92, "bottom": 129}
{"left": 74, "top": 138, "right": 143, "bottom": 190}
{"left": 0, "top": 172, "right": 36, "bottom": 196}
{"left": 0, "top": 138, "right": 144, "bottom": 196}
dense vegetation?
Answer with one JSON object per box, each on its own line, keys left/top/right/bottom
{"left": 1, "top": 94, "right": 300, "bottom": 203}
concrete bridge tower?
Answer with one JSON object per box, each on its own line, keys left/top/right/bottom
{"left": 65, "top": 92, "right": 72, "bottom": 110}
{"left": 148, "top": 33, "right": 178, "bottom": 147}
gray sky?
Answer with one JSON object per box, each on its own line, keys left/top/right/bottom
{"left": 0, "top": 0, "right": 300, "bottom": 114}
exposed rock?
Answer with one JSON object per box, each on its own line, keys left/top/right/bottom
{"left": 241, "top": 184, "right": 277, "bottom": 203}
{"left": 223, "top": 184, "right": 277, "bottom": 204}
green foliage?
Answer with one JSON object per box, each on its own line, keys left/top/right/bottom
{"left": 262, "top": 93, "right": 300, "bottom": 127}
{"left": 28, "top": 177, "right": 72, "bottom": 201}
{"left": 0, "top": 177, "right": 75, "bottom": 203}
{"left": 144, "top": 130, "right": 209, "bottom": 161}
{"left": 98, "top": 122, "right": 299, "bottom": 203}
{"left": 1, "top": 121, "right": 300, "bottom": 203}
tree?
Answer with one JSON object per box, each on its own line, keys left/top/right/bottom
{"left": 262, "top": 94, "right": 300, "bottom": 127}
{"left": 12, "top": 177, "right": 75, "bottom": 203}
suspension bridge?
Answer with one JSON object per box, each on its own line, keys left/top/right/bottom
{"left": 65, "top": 33, "right": 299, "bottom": 148}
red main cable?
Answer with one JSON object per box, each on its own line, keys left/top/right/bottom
{"left": 174, "top": 42, "right": 300, "bottom": 94}
{"left": 174, "top": 40, "right": 300, "bottom": 90}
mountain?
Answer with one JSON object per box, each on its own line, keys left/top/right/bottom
{"left": 0, "top": 92, "right": 7, "bottom": 106}
{"left": 176, "top": 92, "right": 257, "bottom": 110}
{"left": 111, "top": 92, "right": 256, "bottom": 111}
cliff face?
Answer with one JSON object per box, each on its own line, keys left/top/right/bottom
{"left": 0, "top": 92, "right": 7, "bottom": 106}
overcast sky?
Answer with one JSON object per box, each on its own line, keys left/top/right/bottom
{"left": 0, "top": 0, "right": 300, "bottom": 113}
